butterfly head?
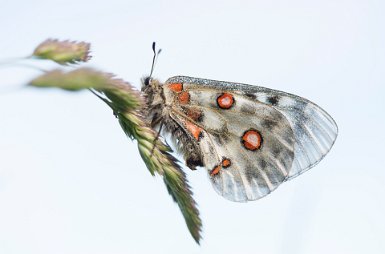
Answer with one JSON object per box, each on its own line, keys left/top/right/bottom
{"left": 141, "top": 42, "right": 164, "bottom": 104}
{"left": 141, "top": 76, "right": 165, "bottom": 111}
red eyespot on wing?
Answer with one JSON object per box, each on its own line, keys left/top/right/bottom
{"left": 217, "top": 93, "right": 234, "bottom": 109}
{"left": 168, "top": 83, "right": 183, "bottom": 92}
{"left": 185, "top": 121, "right": 202, "bottom": 141}
{"left": 222, "top": 158, "right": 231, "bottom": 168}
{"left": 178, "top": 91, "right": 190, "bottom": 104}
{"left": 210, "top": 165, "right": 221, "bottom": 176}
{"left": 242, "top": 129, "right": 262, "bottom": 151}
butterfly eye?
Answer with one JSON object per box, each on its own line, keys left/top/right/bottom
{"left": 242, "top": 129, "right": 263, "bottom": 151}
{"left": 217, "top": 93, "right": 234, "bottom": 109}
{"left": 143, "top": 76, "right": 151, "bottom": 86}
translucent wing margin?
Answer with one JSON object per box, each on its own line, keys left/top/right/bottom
{"left": 261, "top": 93, "right": 338, "bottom": 179}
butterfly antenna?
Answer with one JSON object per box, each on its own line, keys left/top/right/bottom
{"left": 149, "top": 42, "right": 162, "bottom": 80}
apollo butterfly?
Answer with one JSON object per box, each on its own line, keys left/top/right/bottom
{"left": 141, "top": 46, "right": 338, "bottom": 202}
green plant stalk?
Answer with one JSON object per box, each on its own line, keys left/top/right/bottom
{"left": 103, "top": 98, "right": 202, "bottom": 243}
{"left": 29, "top": 67, "right": 202, "bottom": 243}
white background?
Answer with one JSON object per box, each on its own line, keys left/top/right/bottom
{"left": 1, "top": 1, "right": 384, "bottom": 253}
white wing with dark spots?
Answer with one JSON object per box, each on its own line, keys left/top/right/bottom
{"left": 165, "top": 77, "right": 296, "bottom": 201}
{"left": 166, "top": 76, "right": 338, "bottom": 181}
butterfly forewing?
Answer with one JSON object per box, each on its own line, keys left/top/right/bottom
{"left": 164, "top": 77, "right": 297, "bottom": 201}
{"left": 166, "top": 76, "right": 338, "bottom": 181}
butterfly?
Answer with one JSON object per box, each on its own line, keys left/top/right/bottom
{"left": 141, "top": 49, "right": 338, "bottom": 202}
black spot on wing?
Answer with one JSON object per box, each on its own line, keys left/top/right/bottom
{"left": 244, "top": 93, "right": 257, "bottom": 100}
{"left": 267, "top": 95, "right": 280, "bottom": 106}
{"left": 261, "top": 119, "right": 277, "bottom": 130}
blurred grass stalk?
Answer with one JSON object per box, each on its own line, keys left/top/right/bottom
{"left": 27, "top": 39, "right": 202, "bottom": 243}
{"left": 32, "top": 39, "right": 91, "bottom": 64}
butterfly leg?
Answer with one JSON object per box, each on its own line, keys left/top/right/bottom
{"left": 162, "top": 115, "right": 204, "bottom": 171}
{"left": 149, "top": 120, "right": 164, "bottom": 157}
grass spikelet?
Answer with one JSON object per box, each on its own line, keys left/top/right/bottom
{"left": 32, "top": 39, "right": 91, "bottom": 64}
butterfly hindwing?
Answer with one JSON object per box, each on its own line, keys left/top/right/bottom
{"left": 164, "top": 77, "right": 296, "bottom": 201}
